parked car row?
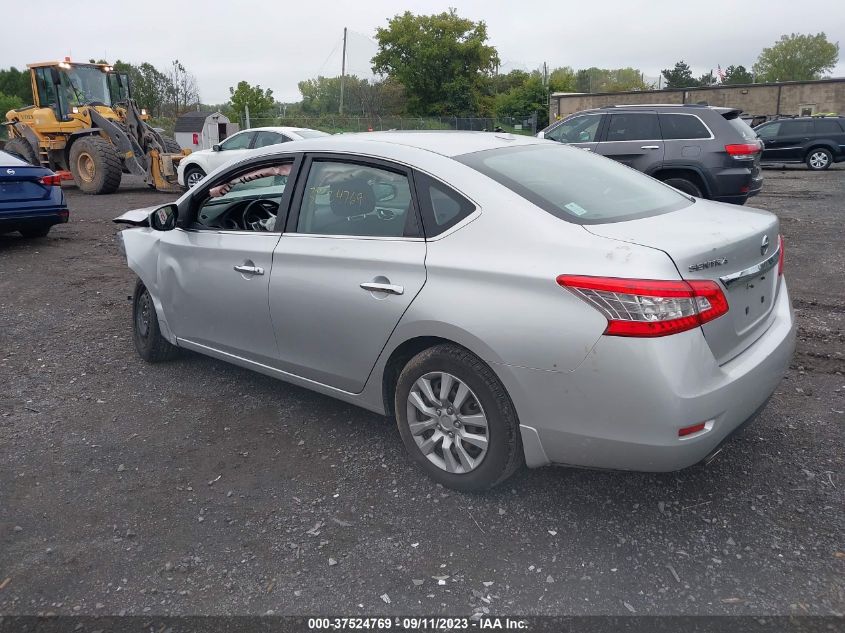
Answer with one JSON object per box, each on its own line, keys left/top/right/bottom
{"left": 115, "top": 131, "right": 795, "bottom": 491}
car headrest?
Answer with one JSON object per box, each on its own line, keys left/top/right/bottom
{"left": 328, "top": 176, "right": 376, "bottom": 217}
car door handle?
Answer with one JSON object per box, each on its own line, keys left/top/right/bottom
{"left": 360, "top": 282, "right": 404, "bottom": 295}
{"left": 234, "top": 264, "right": 264, "bottom": 275}
{"left": 641, "top": 145, "right": 661, "bottom": 150}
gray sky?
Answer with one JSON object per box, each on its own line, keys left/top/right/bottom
{"left": 1, "top": 0, "right": 842, "bottom": 104}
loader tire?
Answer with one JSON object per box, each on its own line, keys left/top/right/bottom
{"left": 160, "top": 136, "right": 181, "bottom": 153}
{"left": 5, "top": 137, "right": 39, "bottom": 165}
{"left": 69, "top": 136, "right": 122, "bottom": 194}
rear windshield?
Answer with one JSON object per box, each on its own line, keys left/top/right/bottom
{"left": 724, "top": 116, "right": 758, "bottom": 141}
{"left": 456, "top": 144, "right": 692, "bottom": 224}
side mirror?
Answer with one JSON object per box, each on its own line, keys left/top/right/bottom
{"left": 149, "top": 204, "right": 178, "bottom": 231}
{"left": 212, "top": 144, "right": 221, "bottom": 152}
{"left": 536, "top": 130, "right": 545, "bottom": 139}
{"left": 578, "top": 131, "right": 591, "bottom": 142}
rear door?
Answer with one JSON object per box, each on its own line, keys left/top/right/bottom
{"left": 761, "top": 119, "right": 813, "bottom": 161}
{"left": 595, "top": 111, "right": 664, "bottom": 171}
{"left": 813, "top": 118, "right": 845, "bottom": 157}
{"left": 544, "top": 113, "right": 604, "bottom": 153}
{"left": 269, "top": 154, "right": 427, "bottom": 392}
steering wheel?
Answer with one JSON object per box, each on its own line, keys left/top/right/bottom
{"left": 242, "top": 198, "right": 280, "bottom": 232}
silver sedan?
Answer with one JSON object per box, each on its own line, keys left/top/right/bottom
{"left": 115, "top": 132, "right": 795, "bottom": 491}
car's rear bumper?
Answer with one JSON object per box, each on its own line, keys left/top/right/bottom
{"left": 709, "top": 166, "right": 763, "bottom": 205}
{"left": 498, "top": 277, "right": 795, "bottom": 471}
{"left": 0, "top": 207, "right": 69, "bottom": 232}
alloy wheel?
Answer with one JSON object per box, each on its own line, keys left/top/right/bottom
{"left": 809, "top": 151, "right": 830, "bottom": 169}
{"left": 186, "top": 170, "right": 204, "bottom": 187}
{"left": 406, "top": 372, "right": 489, "bottom": 474}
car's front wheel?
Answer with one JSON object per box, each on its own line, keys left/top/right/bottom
{"left": 806, "top": 148, "right": 832, "bottom": 171}
{"left": 184, "top": 165, "right": 206, "bottom": 188}
{"left": 133, "top": 280, "right": 179, "bottom": 363}
{"left": 395, "top": 344, "right": 523, "bottom": 491}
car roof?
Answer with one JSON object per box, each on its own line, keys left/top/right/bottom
{"left": 264, "top": 131, "right": 545, "bottom": 158}
{"left": 241, "top": 126, "right": 322, "bottom": 134}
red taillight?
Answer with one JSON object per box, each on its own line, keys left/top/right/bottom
{"left": 192, "top": 132, "right": 199, "bottom": 145}
{"left": 556, "top": 275, "right": 729, "bottom": 338}
{"left": 40, "top": 174, "right": 62, "bottom": 186}
{"left": 678, "top": 422, "right": 707, "bottom": 437}
{"left": 777, "top": 235, "right": 784, "bottom": 276}
{"left": 725, "top": 142, "right": 761, "bottom": 157}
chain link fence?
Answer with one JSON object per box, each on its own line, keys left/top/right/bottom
{"left": 241, "top": 113, "right": 539, "bottom": 136}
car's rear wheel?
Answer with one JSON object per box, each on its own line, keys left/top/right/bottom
{"left": 806, "top": 148, "right": 832, "bottom": 171}
{"left": 395, "top": 343, "right": 523, "bottom": 491}
{"left": 662, "top": 177, "right": 703, "bottom": 198}
{"left": 184, "top": 165, "right": 206, "bottom": 188}
{"left": 133, "top": 280, "right": 179, "bottom": 363}
{"left": 19, "top": 225, "right": 51, "bottom": 238}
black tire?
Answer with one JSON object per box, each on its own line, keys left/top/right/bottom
{"left": 184, "top": 165, "right": 206, "bottom": 189}
{"left": 160, "top": 135, "right": 181, "bottom": 153}
{"left": 19, "top": 225, "right": 51, "bottom": 238}
{"left": 395, "top": 344, "right": 523, "bottom": 491}
{"left": 805, "top": 147, "right": 832, "bottom": 171}
{"left": 662, "top": 177, "right": 703, "bottom": 198}
{"left": 69, "top": 136, "right": 122, "bottom": 194}
{"left": 133, "top": 280, "right": 179, "bottom": 363}
{"left": 5, "top": 137, "right": 38, "bottom": 165}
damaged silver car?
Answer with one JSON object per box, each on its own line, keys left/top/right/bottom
{"left": 115, "top": 132, "right": 795, "bottom": 491}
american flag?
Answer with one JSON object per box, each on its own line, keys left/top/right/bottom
{"left": 717, "top": 65, "right": 727, "bottom": 82}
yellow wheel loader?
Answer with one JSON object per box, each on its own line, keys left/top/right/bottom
{"left": 3, "top": 60, "right": 189, "bottom": 194}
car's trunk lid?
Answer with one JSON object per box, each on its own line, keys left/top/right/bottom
{"left": 584, "top": 200, "right": 780, "bottom": 364}
{"left": 0, "top": 162, "right": 52, "bottom": 205}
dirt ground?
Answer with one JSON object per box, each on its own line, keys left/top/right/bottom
{"left": 0, "top": 166, "right": 842, "bottom": 618}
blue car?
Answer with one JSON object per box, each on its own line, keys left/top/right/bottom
{"left": 0, "top": 149, "right": 69, "bottom": 238}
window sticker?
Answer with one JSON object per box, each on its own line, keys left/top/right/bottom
{"left": 564, "top": 201, "right": 588, "bottom": 216}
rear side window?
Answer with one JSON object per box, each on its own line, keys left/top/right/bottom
{"left": 724, "top": 116, "right": 758, "bottom": 141}
{"left": 457, "top": 144, "right": 691, "bottom": 225}
{"left": 814, "top": 119, "right": 843, "bottom": 134}
{"left": 605, "top": 113, "right": 660, "bottom": 142}
{"left": 659, "top": 113, "right": 711, "bottom": 139}
{"left": 413, "top": 172, "right": 475, "bottom": 236}
{"left": 780, "top": 120, "right": 814, "bottom": 136}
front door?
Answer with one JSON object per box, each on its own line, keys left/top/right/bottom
{"left": 206, "top": 130, "right": 257, "bottom": 173}
{"left": 596, "top": 111, "right": 665, "bottom": 170}
{"left": 760, "top": 119, "right": 813, "bottom": 162}
{"left": 544, "top": 113, "right": 604, "bottom": 153}
{"left": 270, "top": 156, "right": 427, "bottom": 393}
{"left": 157, "top": 157, "right": 296, "bottom": 364}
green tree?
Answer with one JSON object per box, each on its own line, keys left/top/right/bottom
{"left": 661, "top": 61, "right": 699, "bottom": 89}
{"left": 114, "top": 61, "right": 171, "bottom": 116}
{"left": 228, "top": 80, "right": 274, "bottom": 119}
{"left": 0, "top": 91, "right": 23, "bottom": 137}
{"left": 0, "top": 67, "right": 32, "bottom": 103}
{"left": 494, "top": 75, "right": 548, "bottom": 127}
{"left": 753, "top": 33, "right": 839, "bottom": 82}
{"left": 372, "top": 9, "right": 499, "bottom": 115}
{"left": 548, "top": 66, "right": 576, "bottom": 92}
{"left": 722, "top": 64, "right": 754, "bottom": 85}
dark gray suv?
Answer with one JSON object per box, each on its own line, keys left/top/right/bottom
{"left": 538, "top": 104, "right": 763, "bottom": 204}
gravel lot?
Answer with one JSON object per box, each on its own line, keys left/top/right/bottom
{"left": 1, "top": 167, "right": 842, "bottom": 618}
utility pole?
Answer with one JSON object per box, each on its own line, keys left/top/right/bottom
{"left": 340, "top": 27, "right": 347, "bottom": 115}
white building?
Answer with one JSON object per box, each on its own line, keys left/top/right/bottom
{"left": 174, "top": 111, "right": 239, "bottom": 152}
